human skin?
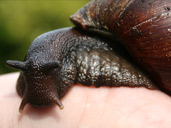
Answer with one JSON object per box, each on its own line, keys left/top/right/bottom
{"left": 0, "top": 72, "right": 171, "bottom": 128}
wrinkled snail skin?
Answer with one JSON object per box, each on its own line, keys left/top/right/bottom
{"left": 70, "top": 0, "right": 171, "bottom": 93}
{"left": 6, "top": 27, "right": 155, "bottom": 112}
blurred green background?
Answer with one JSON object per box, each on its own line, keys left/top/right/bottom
{"left": 0, "top": 0, "right": 89, "bottom": 74}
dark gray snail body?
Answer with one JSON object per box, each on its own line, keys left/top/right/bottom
{"left": 6, "top": 27, "right": 155, "bottom": 112}
{"left": 6, "top": 0, "right": 171, "bottom": 112}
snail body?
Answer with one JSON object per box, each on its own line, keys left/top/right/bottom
{"left": 6, "top": 27, "right": 155, "bottom": 112}
{"left": 70, "top": 0, "right": 171, "bottom": 92}
{"left": 6, "top": 0, "right": 171, "bottom": 112}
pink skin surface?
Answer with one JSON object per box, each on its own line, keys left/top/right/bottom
{"left": 0, "top": 72, "right": 171, "bottom": 128}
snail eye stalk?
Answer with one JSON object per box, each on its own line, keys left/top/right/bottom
{"left": 6, "top": 60, "right": 27, "bottom": 71}
{"left": 41, "top": 61, "right": 61, "bottom": 72}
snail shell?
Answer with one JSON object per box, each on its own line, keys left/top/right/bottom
{"left": 70, "top": 0, "right": 171, "bottom": 93}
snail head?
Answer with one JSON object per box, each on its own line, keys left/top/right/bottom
{"left": 6, "top": 58, "right": 64, "bottom": 113}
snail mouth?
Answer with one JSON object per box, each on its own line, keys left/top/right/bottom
{"left": 18, "top": 82, "right": 64, "bottom": 113}
{"left": 18, "top": 93, "right": 64, "bottom": 113}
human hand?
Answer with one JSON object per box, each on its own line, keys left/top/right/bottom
{"left": 0, "top": 72, "right": 171, "bottom": 128}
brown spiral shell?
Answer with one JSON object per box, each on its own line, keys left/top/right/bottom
{"left": 70, "top": 0, "right": 171, "bottom": 93}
